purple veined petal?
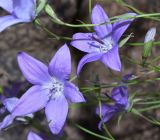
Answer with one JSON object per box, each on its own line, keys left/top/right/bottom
{"left": 45, "top": 95, "right": 68, "bottom": 134}
{"left": 17, "top": 52, "right": 51, "bottom": 85}
{"left": 64, "top": 82, "right": 85, "bottom": 103}
{"left": 49, "top": 44, "right": 71, "bottom": 80}
{"left": 0, "top": 15, "right": 26, "bottom": 32}
{"left": 13, "top": 0, "right": 36, "bottom": 21}
{"left": 101, "top": 44, "right": 121, "bottom": 71}
{"left": 0, "top": 0, "right": 13, "bottom": 13}
{"left": 12, "top": 85, "right": 50, "bottom": 117}
{"left": 111, "top": 86, "right": 129, "bottom": 109}
{"left": 77, "top": 52, "right": 103, "bottom": 75}
{"left": 3, "top": 97, "right": 19, "bottom": 113}
{"left": 96, "top": 104, "right": 117, "bottom": 130}
{"left": 27, "top": 131, "right": 43, "bottom": 140}
{"left": 112, "top": 13, "right": 137, "bottom": 43}
{"left": 71, "top": 33, "right": 100, "bottom": 53}
{"left": 96, "top": 104, "right": 111, "bottom": 117}
{"left": 98, "top": 112, "right": 115, "bottom": 130}
{"left": 0, "top": 115, "right": 14, "bottom": 130}
{"left": 91, "top": 4, "right": 112, "bottom": 39}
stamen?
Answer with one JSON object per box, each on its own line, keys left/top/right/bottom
{"left": 44, "top": 77, "right": 64, "bottom": 100}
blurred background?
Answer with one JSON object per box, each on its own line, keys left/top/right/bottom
{"left": 0, "top": 0, "right": 160, "bottom": 139}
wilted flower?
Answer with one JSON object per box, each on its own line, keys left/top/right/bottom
{"left": 27, "top": 131, "right": 43, "bottom": 140}
{"left": 11, "top": 44, "right": 85, "bottom": 134}
{"left": 0, "top": 0, "right": 36, "bottom": 32}
{"left": 71, "top": 4, "right": 136, "bottom": 74}
{"left": 96, "top": 74, "right": 132, "bottom": 129}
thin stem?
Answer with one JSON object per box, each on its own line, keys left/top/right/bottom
{"left": 126, "top": 41, "right": 160, "bottom": 46}
{"left": 89, "top": 0, "right": 92, "bottom": 17}
{"left": 131, "top": 108, "right": 160, "bottom": 125}
{"left": 113, "top": 0, "right": 160, "bottom": 21}
{"left": 34, "top": 19, "right": 72, "bottom": 41}
{"left": 102, "top": 124, "right": 115, "bottom": 140}
{"left": 76, "top": 124, "right": 112, "bottom": 140}
{"left": 138, "top": 104, "right": 160, "bottom": 112}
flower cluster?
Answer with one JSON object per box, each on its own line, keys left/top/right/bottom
{"left": 0, "top": 1, "right": 138, "bottom": 139}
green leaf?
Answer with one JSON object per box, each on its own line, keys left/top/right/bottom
{"left": 119, "top": 33, "right": 133, "bottom": 48}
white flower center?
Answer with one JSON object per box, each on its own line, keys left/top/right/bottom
{"left": 99, "top": 39, "right": 113, "bottom": 53}
{"left": 43, "top": 77, "right": 64, "bottom": 100}
{"left": 90, "top": 34, "right": 113, "bottom": 53}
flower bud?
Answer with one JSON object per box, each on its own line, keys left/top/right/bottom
{"left": 142, "top": 27, "right": 156, "bottom": 64}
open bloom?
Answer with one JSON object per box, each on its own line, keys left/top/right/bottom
{"left": 96, "top": 74, "right": 132, "bottom": 129}
{"left": 11, "top": 44, "right": 85, "bottom": 134}
{"left": 71, "top": 4, "right": 136, "bottom": 74}
{"left": 0, "top": 97, "right": 33, "bottom": 130}
{"left": 0, "top": 0, "right": 36, "bottom": 32}
{"left": 28, "top": 131, "right": 43, "bottom": 140}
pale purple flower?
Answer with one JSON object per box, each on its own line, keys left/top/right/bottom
{"left": 0, "top": 97, "right": 33, "bottom": 130}
{"left": 71, "top": 4, "right": 136, "bottom": 74}
{"left": 96, "top": 75, "right": 131, "bottom": 129}
{"left": 0, "top": 0, "right": 36, "bottom": 32}
{"left": 27, "top": 131, "right": 43, "bottom": 140}
{"left": 0, "top": 82, "right": 23, "bottom": 115}
{"left": 10, "top": 44, "right": 85, "bottom": 134}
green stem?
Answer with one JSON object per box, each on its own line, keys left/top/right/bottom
{"left": 138, "top": 104, "right": 160, "bottom": 112}
{"left": 76, "top": 124, "right": 112, "bottom": 140}
{"left": 126, "top": 41, "right": 160, "bottom": 46}
{"left": 114, "top": 0, "right": 160, "bottom": 21}
{"left": 102, "top": 124, "right": 115, "bottom": 140}
{"left": 89, "top": 0, "right": 92, "bottom": 17}
{"left": 131, "top": 108, "right": 160, "bottom": 125}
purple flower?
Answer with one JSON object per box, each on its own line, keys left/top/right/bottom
{"left": 71, "top": 4, "right": 136, "bottom": 74}
{"left": 96, "top": 81, "right": 129, "bottom": 129}
{"left": 27, "top": 131, "right": 43, "bottom": 140}
{"left": 0, "top": 97, "right": 33, "bottom": 130}
{"left": 0, "top": 82, "right": 23, "bottom": 115}
{"left": 10, "top": 44, "right": 85, "bottom": 134}
{"left": 0, "top": 0, "right": 36, "bottom": 32}
{"left": 3, "top": 82, "right": 23, "bottom": 98}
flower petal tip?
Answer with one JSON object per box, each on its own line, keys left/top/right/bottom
{"left": 17, "top": 51, "right": 23, "bottom": 55}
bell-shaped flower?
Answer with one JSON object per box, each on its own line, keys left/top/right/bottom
{"left": 96, "top": 86, "right": 129, "bottom": 129}
{"left": 0, "top": 0, "right": 36, "bottom": 32}
{"left": 10, "top": 44, "right": 85, "bottom": 134}
{"left": 96, "top": 74, "right": 132, "bottom": 129}
{"left": 71, "top": 4, "right": 136, "bottom": 74}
